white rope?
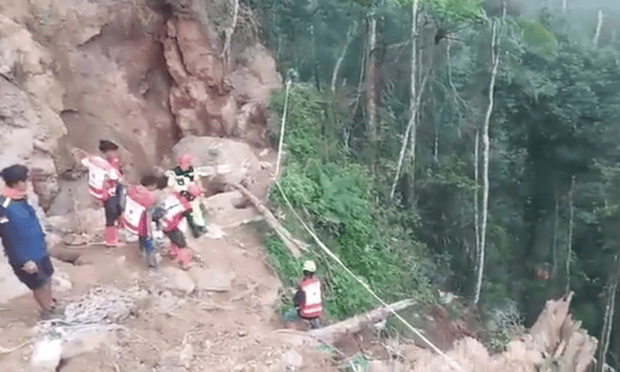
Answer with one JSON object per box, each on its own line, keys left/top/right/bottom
{"left": 274, "top": 79, "right": 291, "bottom": 179}
{"left": 272, "top": 84, "right": 464, "bottom": 372}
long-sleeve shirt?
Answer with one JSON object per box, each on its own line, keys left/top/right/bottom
{"left": 0, "top": 197, "right": 47, "bottom": 267}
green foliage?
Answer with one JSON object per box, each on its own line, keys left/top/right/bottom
{"left": 516, "top": 19, "right": 558, "bottom": 57}
{"left": 265, "top": 85, "right": 434, "bottom": 320}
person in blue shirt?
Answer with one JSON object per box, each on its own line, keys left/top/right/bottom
{"left": 0, "top": 164, "right": 58, "bottom": 318}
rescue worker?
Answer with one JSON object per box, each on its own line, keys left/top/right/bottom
{"left": 0, "top": 165, "right": 60, "bottom": 319}
{"left": 152, "top": 183, "right": 203, "bottom": 270}
{"left": 119, "top": 175, "right": 158, "bottom": 268}
{"left": 79, "top": 140, "right": 124, "bottom": 247}
{"left": 283, "top": 260, "right": 322, "bottom": 329}
{"left": 165, "top": 154, "right": 207, "bottom": 238}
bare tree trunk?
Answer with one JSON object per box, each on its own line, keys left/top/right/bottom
{"left": 332, "top": 22, "right": 357, "bottom": 93}
{"left": 597, "top": 254, "right": 620, "bottom": 372}
{"left": 220, "top": 0, "right": 239, "bottom": 73}
{"left": 389, "top": 72, "right": 429, "bottom": 201}
{"left": 553, "top": 187, "right": 559, "bottom": 276}
{"left": 566, "top": 175, "right": 575, "bottom": 294}
{"left": 593, "top": 10, "right": 604, "bottom": 47}
{"left": 366, "top": 12, "right": 378, "bottom": 140}
{"left": 433, "top": 124, "right": 439, "bottom": 163}
{"left": 474, "top": 7, "right": 504, "bottom": 304}
{"left": 474, "top": 130, "right": 480, "bottom": 264}
{"left": 562, "top": 0, "right": 567, "bottom": 14}
{"left": 390, "top": 0, "right": 418, "bottom": 200}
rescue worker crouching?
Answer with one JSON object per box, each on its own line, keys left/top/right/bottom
{"left": 283, "top": 260, "right": 323, "bottom": 330}
{"left": 165, "top": 154, "right": 207, "bottom": 238}
{"left": 152, "top": 183, "right": 203, "bottom": 270}
{"left": 0, "top": 165, "right": 61, "bottom": 319}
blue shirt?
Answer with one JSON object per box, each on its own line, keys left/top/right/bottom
{"left": 0, "top": 197, "right": 47, "bottom": 267}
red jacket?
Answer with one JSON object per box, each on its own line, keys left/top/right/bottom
{"left": 298, "top": 277, "right": 322, "bottom": 319}
{"left": 81, "top": 156, "right": 120, "bottom": 201}
{"left": 120, "top": 185, "right": 156, "bottom": 237}
{"left": 159, "top": 192, "right": 192, "bottom": 233}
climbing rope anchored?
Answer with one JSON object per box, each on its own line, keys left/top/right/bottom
{"left": 271, "top": 82, "right": 465, "bottom": 372}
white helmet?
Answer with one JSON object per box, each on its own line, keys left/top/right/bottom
{"left": 303, "top": 260, "right": 317, "bottom": 273}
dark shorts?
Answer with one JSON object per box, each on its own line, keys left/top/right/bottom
{"left": 165, "top": 228, "right": 187, "bottom": 248}
{"left": 11, "top": 256, "right": 54, "bottom": 291}
{"left": 104, "top": 186, "right": 123, "bottom": 227}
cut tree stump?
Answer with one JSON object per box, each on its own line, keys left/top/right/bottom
{"left": 233, "top": 184, "right": 307, "bottom": 258}
{"left": 308, "top": 299, "right": 415, "bottom": 345}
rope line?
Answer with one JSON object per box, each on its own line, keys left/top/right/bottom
{"left": 273, "top": 83, "right": 464, "bottom": 372}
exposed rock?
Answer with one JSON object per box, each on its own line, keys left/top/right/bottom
{"left": 0, "top": 254, "right": 31, "bottom": 304}
{"left": 162, "top": 266, "right": 196, "bottom": 294}
{"left": 46, "top": 208, "right": 105, "bottom": 236}
{"left": 191, "top": 268, "right": 236, "bottom": 292}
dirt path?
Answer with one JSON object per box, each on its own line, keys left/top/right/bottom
{"left": 0, "top": 222, "right": 337, "bottom": 372}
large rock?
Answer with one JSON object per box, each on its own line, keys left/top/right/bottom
{"left": 161, "top": 266, "right": 196, "bottom": 294}
{"left": 172, "top": 136, "right": 260, "bottom": 186}
{"left": 190, "top": 268, "right": 236, "bottom": 292}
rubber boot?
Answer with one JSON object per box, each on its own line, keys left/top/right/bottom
{"left": 104, "top": 226, "right": 121, "bottom": 247}
{"left": 186, "top": 213, "right": 203, "bottom": 238}
{"left": 177, "top": 248, "right": 193, "bottom": 270}
{"left": 168, "top": 243, "right": 180, "bottom": 259}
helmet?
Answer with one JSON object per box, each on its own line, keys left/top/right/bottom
{"left": 178, "top": 154, "right": 194, "bottom": 169}
{"left": 303, "top": 260, "right": 316, "bottom": 273}
{"left": 188, "top": 184, "right": 203, "bottom": 198}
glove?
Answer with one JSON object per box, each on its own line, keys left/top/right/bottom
{"left": 152, "top": 206, "right": 166, "bottom": 221}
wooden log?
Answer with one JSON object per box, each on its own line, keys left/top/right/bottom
{"left": 233, "top": 184, "right": 307, "bottom": 258}
{"left": 308, "top": 299, "right": 415, "bottom": 345}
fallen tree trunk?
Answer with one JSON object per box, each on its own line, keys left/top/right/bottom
{"left": 308, "top": 299, "right": 415, "bottom": 344}
{"left": 233, "top": 184, "right": 307, "bottom": 258}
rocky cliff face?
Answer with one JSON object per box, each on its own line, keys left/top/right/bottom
{"left": 0, "top": 0, "right": 281, "bottom": 210}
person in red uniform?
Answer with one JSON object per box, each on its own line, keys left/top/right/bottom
{"left": 152, "top": 183, "right": 203, "bottom": 270}
{"left": 79, "top": 140, "right": 125, "bottom": 247}
{"left": 119, "top": 175, "right": 158, "bottom": 268}
{"left": 283, "top": 260, "right": 322, "bottom": 329}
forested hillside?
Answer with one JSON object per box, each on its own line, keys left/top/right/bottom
{"left": 241, "top": 0, "right": 620, "bottom": 368}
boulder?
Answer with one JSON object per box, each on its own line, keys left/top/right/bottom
{"left": 172, "top": 136, "right": 260, "bottom": 187}
{"left": 161, "top": 266, "right": 196, "bottom": 294}
{"left": 190, "top": 268, "right": 236, "bottom": 292}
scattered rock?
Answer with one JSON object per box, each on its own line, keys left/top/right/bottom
{"left": 52, "top": 272, "right": 73, "bottom": 294}
{"left": 162, "top": 267, "right": 196, "bottom": 294}
{"left": 191, "top": 268, "right": 236, "bottom": 292}
{"left": 279, "top": 349, "right": 302, "bottom": 371}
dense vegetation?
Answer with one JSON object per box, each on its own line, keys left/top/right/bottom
{"left": 238, "top": 0, "right": 620, "bottom": 367}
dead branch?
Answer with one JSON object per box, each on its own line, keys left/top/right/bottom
{"left": 233, "top": 183, "right": 307, "bottom": 258}
{"left": 307, "top": 299, "right": 415, "bottom": 345}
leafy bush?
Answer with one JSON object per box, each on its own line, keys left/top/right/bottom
{"left": 263, "top": 85, "right": 435, "bottom": 321}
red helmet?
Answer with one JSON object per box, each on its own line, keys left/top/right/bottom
{"left": 178, "top": 154, "right": 194, "bottom": 169}
{"left": 188, "top": 184, "right": 203, "bottom": 198}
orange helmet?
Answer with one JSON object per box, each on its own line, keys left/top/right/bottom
{"left": 188, "top": 184, "right": 203, "bottom": 198}
{"left": 178, "top": 154, "right": 194, "bottom": 169}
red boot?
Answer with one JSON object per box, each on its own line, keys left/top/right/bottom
{"left": 177, "top": 248, "right": 193, "bottom": 270}
{"left": 168, "top": 243, "right": 180, "bottom": 259}
{"left": 104, "top": 226, "right": 121, "bottom": 247}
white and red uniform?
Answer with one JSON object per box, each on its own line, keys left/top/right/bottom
{"left": 81, "top": 156, "right": 120, "bottom": 201}
{"left": 159, "top": 192, "right": 192, "bottom": 233}
{"left": 299, "top": 277, "right": 322, "bottom": 319}
{"left": 120, "top": 185, "right": 156, "bottom": 237}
